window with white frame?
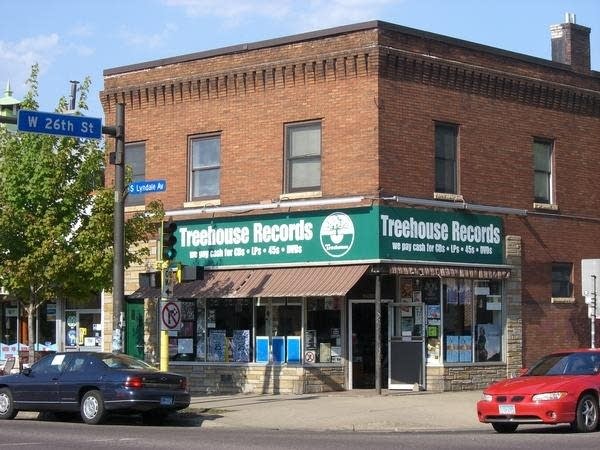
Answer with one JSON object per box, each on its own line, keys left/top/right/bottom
{"left": 434, "top": 123, "right": 458, "bottom": 194}
{"left": 533, "top": 139, "right": 553, "bottom": 204}
{"left": 190, "top": 134, "right": 220, "bottom": 200}
{"left": 285, "top": 121, "right": 321, "bottom": 193}
{"left": 125, "top": 142, "right": 145, "bottom": 207}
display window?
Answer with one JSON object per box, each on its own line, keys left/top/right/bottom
{"left": 305, "top": 297, "right": 342, "bottom": 364}
{"left": 169, "top": 297, "right": 343, "bottom": 365}
{"left": 443, "top": 279, "right": 503, "bottom": 363}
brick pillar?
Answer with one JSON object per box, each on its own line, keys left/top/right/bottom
{"left": 504, "top": 235, "right": 523, "bottom": 377}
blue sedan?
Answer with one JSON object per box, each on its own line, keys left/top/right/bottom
{"left": 0, "top": 352, "right": 190, "bottom": 425}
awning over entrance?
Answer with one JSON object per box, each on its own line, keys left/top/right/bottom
{"left": 175, "top": 264, "right": 369, "bottom": 298}
{"left": 128, "top": 286, "right": 160, "bottom": 299}
{"left": 387, "top": 264, "right": 511, "bottom": 279}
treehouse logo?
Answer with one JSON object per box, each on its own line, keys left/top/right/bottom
{"left": 320, "top": 212, "right": 355, "bottom": 257}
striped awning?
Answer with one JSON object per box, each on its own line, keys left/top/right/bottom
{"left": 387, "top": 264, "right": 511, "bottom": 279}
{"left": 175, "top": 264, "right": 369, "bottom": 298}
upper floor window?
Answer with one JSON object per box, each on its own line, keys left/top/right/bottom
{"left": 435, "top": 123, "right": 458, "bottom": 194}
{"left": 552, "top": 262, "right": 573, "bottom": 298}
{"left": 285, "top": 121, "right": 321, "bottom": 193}
{"left": 125, "top": 142, "right": 145, "bottom": 207}
{"left": 533, "top": 139, "right": 553, "bottom": 204}
{"left": 190, "top": 134, "right": 220, "bottom": 200}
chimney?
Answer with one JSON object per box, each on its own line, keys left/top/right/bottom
{"left": 550, "top": 12, "right": 591, "bottom": 73}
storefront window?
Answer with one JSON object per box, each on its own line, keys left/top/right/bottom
{"left": 171, "top": 298, "right": 253, "bottom": 362}
{"left": 421, "top": 278, "right": 441, "bottom": 365}
{"left": 443, "top": 279, "right": 503, "bottom": 363}
{"left": 305, "top": 297, "right": 342, "bottom": 364}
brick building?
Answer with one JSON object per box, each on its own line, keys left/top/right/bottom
{"left": 100, "top": 17, "right": 600, "bottom": 393}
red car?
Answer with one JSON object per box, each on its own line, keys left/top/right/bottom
{"left": 477, "top": 349, "right": 600, "bottom": 433}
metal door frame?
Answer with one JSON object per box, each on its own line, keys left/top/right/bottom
{"left": 387, "top": 302, "right": 426, "bottom": 390}
{"left": 348, "top": 298, "right": 392, "bottom": 390}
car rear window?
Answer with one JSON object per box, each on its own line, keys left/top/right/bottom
{"left": 99, "top": 354, "right": 157, "bottom": 371}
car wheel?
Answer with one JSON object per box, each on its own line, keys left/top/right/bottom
{"left": 571, "top": 393, "right": 599, "bottom": 433}
{"left": 491, "top": 422, "right": 518, "bottom": 433}
{"left": 80, "top": 390, "right": 106, "bottom": 425}
{"left": 0, "top": 388, "right": 17, "bottom": 420}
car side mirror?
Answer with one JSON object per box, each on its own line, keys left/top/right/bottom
{"left": 21, "top": 367, "right": 32, "bottom": 376}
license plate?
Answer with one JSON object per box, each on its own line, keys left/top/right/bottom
{"left": 499, "top": 404, "right": 515, "bottom": 415}
{"left": 160, "top": 396, "right": 173, "bottom": 406}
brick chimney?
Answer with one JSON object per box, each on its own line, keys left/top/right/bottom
{"left": 550, "top": 13, "right": 591, "bottom": 73}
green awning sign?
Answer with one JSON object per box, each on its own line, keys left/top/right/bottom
{"left": 174, "top": 205, "right": 504, "bottom": 268}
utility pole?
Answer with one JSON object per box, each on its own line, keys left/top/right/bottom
{"left": 592, "top": 275, "right": 597, "bottom": 349}
{"left": 110, "top": 104, "right": 125, "bottom": 353}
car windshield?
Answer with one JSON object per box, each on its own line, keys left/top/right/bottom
{"left": 527, "top": 352, "right": 600, "bottom": 376}
{"left": 99, "top": 354, "right": 158, "bottom": 371}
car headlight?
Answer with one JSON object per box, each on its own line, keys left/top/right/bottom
{"left": 481, "top": 393, "right": 493, "bottom": 402}
{"left": 532, "top": 392, "right": 567, "bottom": 401}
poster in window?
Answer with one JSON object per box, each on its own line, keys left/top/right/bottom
{"left": 178, "top": 338, "right": 193, "bottom": 354}
{"left": 400, "top": 306, "right": 412, "bottom": 317}
{"left": 427, "top": 325, "right": 438, "bottom": 338}
{"left": 400, "top": 279, "right": 413, "bottom": 302}
{"left": 458, "top": 335, "right": 472, "bottom": 362}
{"left": 446, "top": 335, "right": 459, "bottom": 363}
{"left": 180, "top": 321, "right": 194, "bottom": 337}
{"left": 412, "top": 290, "right": 422, "bottom": 303}
{"left": 414, "top": 306, "right": 423, "bottom": 325}
{"left": 180, "top": 301, "right": 196, "bottom": 320}
{"left": 319, "top": 342, "right": 331, "bottom": 363}
{"left": 458, "top": 282, "right": 472, "bottom": 305}
{"left": 422, "top": 278, "right": 440, "bottom": 304}
{"left": 427, "top": 304, "right": 441, "bottom": 320}
{"left": 232, "top": 330, "right": 250, "bottom": 362}
{"left": 486, "top": 295, "right": 502, "bottom": 311}
{"left": 474, "top": 280, "right": 490, "bottom": 296}
{"left": 208, "top": 329, "right": 226, "bottom": 362}
{"left": 446, "top": 279, "right": 458, "bottom": 305}
{"left": 286, "top": 336, "right": 301, "bottom": 363}
{"left": 207, "top": 309, "right": 216, "bottom": 328}
{"left": 305, "top": 330, "right": 317, "bottom": 349}
{"left": 168, "top": 338, "right": 178, "bottom": 356}
{"left": 401, "top": 317, "right": 413, "bottom": 335}
{"left": 331, "top": 346, "right": 341, "bottom": 363}
{"left": 477, "top": 324, "right": 501, "bottom": 361}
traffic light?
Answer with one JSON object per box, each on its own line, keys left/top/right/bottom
{"left": 162, "top": 221, "right": 178, "bottom": 262}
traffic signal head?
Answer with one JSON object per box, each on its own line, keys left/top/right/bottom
{"left": 162, "top": 221, "right": 178, "bottom": 261}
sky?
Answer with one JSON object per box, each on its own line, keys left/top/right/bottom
{"left": 1, "top": 0, "right": 599, "bottom": 122}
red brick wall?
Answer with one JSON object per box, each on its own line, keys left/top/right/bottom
{"left": 103, "top": 22, "right": 600, "bottom": 367}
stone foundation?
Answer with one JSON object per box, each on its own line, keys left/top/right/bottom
{"left": 171, "top": 363, "right": 346, "bottom": 395}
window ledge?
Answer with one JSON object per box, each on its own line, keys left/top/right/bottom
{"left": 125, "top": 205, "right": 146, "bottom": 213}
{"left": 279, "top": 191, "right": 322, "bottom": 201}
{"left": 533, "top": 202, "right": 558, "bottom": 211}
{"left": 551, "top": 297, "right": 575, "bottom": 304}
{"left": 184, "top": 199, "right": 221, "bottom": 208}
{"left": 433, "top": 192, "right": 464, "bottom": 202}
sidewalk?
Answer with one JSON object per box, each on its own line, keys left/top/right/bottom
{"left": 188, "top": 390, "right": 488, "bottom": 432}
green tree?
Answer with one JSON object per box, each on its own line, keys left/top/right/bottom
{"left": 0, "top": 64, "right": 163, "bottom": 363}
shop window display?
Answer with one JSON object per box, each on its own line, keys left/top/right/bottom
{"left": 443, "top": 279, "right": 503, "bottom": 363}
{"left": 171, "top": 298, "right": 253, "bottom": 362}
{"left": 305, "top": 297, "right": 342, "bottom": 364}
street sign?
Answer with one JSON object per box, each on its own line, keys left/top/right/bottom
{"left": 17, "top": 109, "right": 102, "bottom": 140}
{"left": 128, "top": 179, "right": 167, "bottom": 195}
{"left": 160, "top": 300, "right": 182, "bottom": 331}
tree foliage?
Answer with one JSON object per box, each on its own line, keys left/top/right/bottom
{"left": 0, "top": 64, "right": 163, "bottom": 352}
